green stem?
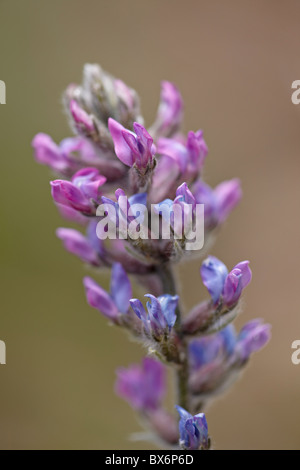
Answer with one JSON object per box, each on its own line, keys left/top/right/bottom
{"left": 157, "top": 263, "right": 189, "bottom": 410}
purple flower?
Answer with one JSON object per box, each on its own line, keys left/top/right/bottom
{"left": 108, "top": 118, "right": 156, "bottom": 170}
{"left": 100, "top": 188, "right": 147, "bottom": 239}
{"left": 192, "top": 180, "right": 218, "bottom": 229}
{"left": 189, "top": 321, "right": 270, "bottom": 395}
{"left": 175, "top": 182, "right": 197, "bottom": 209}
{"left": 115, "top": 357, "right": 166, "bottom": 412}
{"left": 103, "top": 189, "right": 147, "bottom": 219}
{"left": 150, "top": 131, "right": 208, "bottom": 203}
{"left": 201, "top": 256, "right": 252, "bottom": 307}
{"left": 114, "top": 79, "right": 136, "bottom": 111}
{"left": 151, "top": 81, "right": 183, "bottom": 138}
{"left": 188, "top": 325, "right": 237, "bottom": 395}
{"left": 149, "top": 154, "right": 182, "bottom": 203}
{"left": 154, "top": 182, "right": 197, "bottom": 239}
{"left": 114, "top": 79, "right": 143, "bottom": 126}
{"left": 56, "top": 228, "right": 100, "bottom": 265}
{"left": 51, "top": 167, "right": 106, "bottom": 215}
{"left": 189, "top": 325, "right": 236, "bottom": 371}
{"left": 83, "top": 263, "right": 132, "bottom": 321}
{"left": 213, "top": 179, "right": 242, "bottom": 223}
{"left": 130, "top": 294, "right": 178, "bottom": 338}
{"left": 157, "top": 130, "right": 208, "bottom": 179}
{"left": 32, "top": 133, "right": 78, "bottom": 174}
{"left": 193, "top": 178, "right": 242, "bottom": 228}
{"left": 200, "top": 256, "right": 229, "bottom": 304}
{"left": 236, "top": 319, "right": 271, "bottom": 362}
{"left": 32, "top": 133, "right": 124, "bottom": 181}
{"left": 70, "top": 99, "right": 94, "bottom": 134}
{"left": 56, "top": 204, "right": 89, "bottom": 225}
{"left": 222, "top": 261, "right": 252, "bottom": 307}
{"left": 176, "top": 406, "right": 209, "bottom": 450}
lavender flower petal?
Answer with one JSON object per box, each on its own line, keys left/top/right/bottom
{"left": 156, "top": 294, "right": 179, "bottom": 330}
{"left": 109, "top": 118, "right": 155, "bottom": 170}
{"left": 110, "top": 263, "right": 132, "bottom": 314}
{"left": 56, "top": 228, "right": 99, "bottom": 265}
{"left": 108, "top": 118, "right": 135, "bottom": 166}
{"left": 50, "top": 180, "right": 92, "bottom": 213}
{"left": 189, "top": 325, "right": 236, "bottom": 370}
{"left": 151, "top": 81, "right": 183, "bottom": 137}
{"left": 130, "top": 298, "right": 150, "bottom": 334}
{"left": 176, "top": 406, "right": 209, "bottom": 450}
{"left": 222, "top": 261, "right": 252, "bottom": 307}
{"left": 70, "top": 99, "right": 94, "bottom": 133}
{"left": 32, "top": 133, "right": 69, "bottom": 173}
{"left": 236, "top": 320, "right": 271, "bottom": 362}
{"left": 83, "top": 277, "right": 119, "bottom": 320}
{"left": 115, "top": 357, "right": 166, "bottom": 412}
{"left": 214, "top": 178, "right": 242, "bottom": 223}
{"left": 201, "top": 256, "right": 228, "bottom": 304}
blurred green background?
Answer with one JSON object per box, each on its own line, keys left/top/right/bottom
{"left": 0, "top": 0, "right": 300, "bottom": 449}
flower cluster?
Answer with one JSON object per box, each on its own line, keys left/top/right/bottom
{"left": 33, "top": 64, "right": 271, "bottom": 450}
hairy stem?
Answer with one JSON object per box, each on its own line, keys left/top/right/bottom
{"left": 157, "top": 263, "right": 189, "bottom": 410}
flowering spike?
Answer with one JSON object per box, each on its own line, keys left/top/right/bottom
{"left": 33, "top": 63, "right": 271, "bottom": 450}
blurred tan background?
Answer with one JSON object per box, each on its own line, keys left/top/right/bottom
{"left": 0, "top": 0, "right": 300, "bottom": 449}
